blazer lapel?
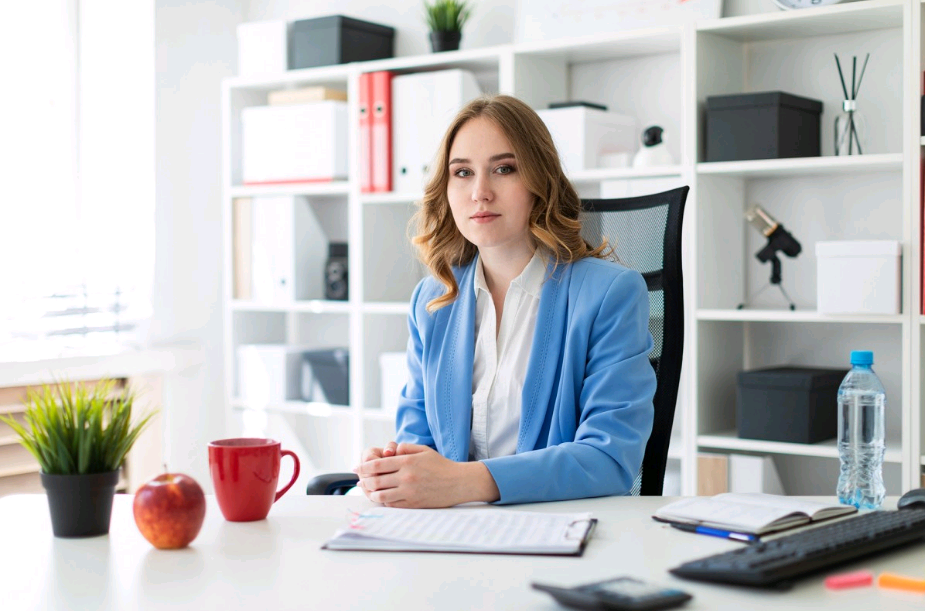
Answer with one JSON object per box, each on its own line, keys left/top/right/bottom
{"left": 431, "top": 260, "right": 476, "bottom": 462}
{"left": 517, "top": 261, "right": 570, "bottom": 453}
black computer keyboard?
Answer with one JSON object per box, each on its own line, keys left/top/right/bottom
{"left": 669, "top": 509, "right": 925, "bottom": 588}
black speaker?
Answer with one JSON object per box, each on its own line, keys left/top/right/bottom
{"left": 325, "top": 242, "right": 348, "bottom": 301}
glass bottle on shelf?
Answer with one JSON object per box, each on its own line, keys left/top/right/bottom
{"left": 834, "top": 99, "right": 867, "bottom": 156}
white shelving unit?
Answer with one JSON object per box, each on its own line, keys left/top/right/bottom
{"left": 222, "top": 0, "right": 925, "bottom": 495}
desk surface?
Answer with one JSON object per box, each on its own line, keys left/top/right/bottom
{"left": 3, "top": 494, "right": 925, "bottom": 610}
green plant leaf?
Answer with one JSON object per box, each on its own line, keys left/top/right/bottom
{"left": 423, "top": 0, "right": 472, "bottom": 32}
{"left": 1, "top": 379, "right": 158, "bottom": 475}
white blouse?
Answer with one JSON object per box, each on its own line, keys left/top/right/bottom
{"left": 469, "top": 252, "right": 546, "bottom": 461}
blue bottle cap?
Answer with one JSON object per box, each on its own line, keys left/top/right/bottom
{"left": 850, "top": 350, "right": 874, "bottom": 366}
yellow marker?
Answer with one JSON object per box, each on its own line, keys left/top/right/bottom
{"left": 877, "top": 572, "right": 925, "bottom": 593}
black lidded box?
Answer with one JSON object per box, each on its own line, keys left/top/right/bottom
{"left": 289, "top": 15, "right": 395, "bottom": 70}
{"left": 736, "top": 366, "right": 847, "bottom": 444}
{"left": 705, "top": 91, "right": 823, "bottom": 162}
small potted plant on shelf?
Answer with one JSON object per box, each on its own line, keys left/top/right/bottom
{"left": 0, "top": 379, "right": 157, "bottom": 538}
{"left": 424, "top": 0, "right": 473, "bottom": 53}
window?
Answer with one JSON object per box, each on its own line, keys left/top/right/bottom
{"left": 0, "top": 1, "right": 154, "bottom": 360}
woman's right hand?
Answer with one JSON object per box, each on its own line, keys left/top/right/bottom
{"left": 355, "top": 441, "right": 397, "bottom": 499}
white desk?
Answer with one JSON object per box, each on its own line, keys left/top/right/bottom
{"left": 3, "top": 494, "right": 925, "bottom": 610}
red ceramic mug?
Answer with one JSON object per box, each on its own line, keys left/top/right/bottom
{"left": 208, "top": 438, "right": 301, "bottom": 522}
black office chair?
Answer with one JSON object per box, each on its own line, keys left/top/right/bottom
{"left": 306, "top": 186, "right": 689, "bottom": 497}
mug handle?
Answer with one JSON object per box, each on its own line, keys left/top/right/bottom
{"left": 274, "top": 449, "right": 301, "bottom": 502}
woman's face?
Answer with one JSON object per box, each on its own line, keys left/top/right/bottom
{"left": 446, "top": 117, "right": 535, "bottom": 257}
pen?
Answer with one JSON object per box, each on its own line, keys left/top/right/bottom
{"left": 670, "top": 522, "right": 757, "bottom": 543}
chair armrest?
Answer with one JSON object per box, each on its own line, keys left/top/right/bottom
{"left": 306, "top": 473, "right": 360, "bottom": 495}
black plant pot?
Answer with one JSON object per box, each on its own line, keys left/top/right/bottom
{"left": 429, "top": 31, "right": 461, "bottom": 53}
{"left": 41, "top": 470, "right": 120, "bottom": 538}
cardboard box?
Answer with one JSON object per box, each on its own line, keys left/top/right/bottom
{"left": 242, "top": 101, "right": 348, "bottom": 185}
{"left": 289, "top": 15, "right": 394, "bottom": 69}
{"left": 736, "top": 366, "right": 847, "bottom": 444}
{"left": 705, "top": 91, "right": 822, "bottom": 162}
{"left": 237, "top": 20, "right": 288, "bottom": 76}
{"left": 816, "top": 240, "right": 901, "bottom": 315}
{"left": 237, "top": 344, "right": 314, "bottom": 403}
{"left": 536, "top": 106, "right": 636, "bottom": 173}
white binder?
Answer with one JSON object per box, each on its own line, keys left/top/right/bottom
{"left": 391, "top": 69, "right": 482, "bottom": 194}
{"left": 250, "top": 196, "right": 327, "bottom": 303}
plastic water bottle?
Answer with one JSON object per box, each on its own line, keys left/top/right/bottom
{"left": 836, "top": 350, "right": 886, "bottom": 509}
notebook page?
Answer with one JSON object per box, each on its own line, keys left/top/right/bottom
{"left": 342, "top": 508, "right": 591, "bottom": 550}
{"left": 655, "top": 497, "right": 802, "bottom": 531}
{"left": 714, "top": 493, "right": 852, "bottom": 518}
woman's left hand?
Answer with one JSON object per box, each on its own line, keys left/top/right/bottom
{"left": 354, "top": 443, "right": 499, "bottom": 508}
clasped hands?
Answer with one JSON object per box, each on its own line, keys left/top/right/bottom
{"left": 354, "top": 442, "right": 500, "bottom": 508}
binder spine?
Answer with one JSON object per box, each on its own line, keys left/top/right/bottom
{"left": 371, "top": 71, "right": 393, "bottom": 193}
{"left": 359, "top": 72, "right": 373, "bottom": 193}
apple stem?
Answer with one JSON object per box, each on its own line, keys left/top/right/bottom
{"left": 163, "top": 463, "right": 168, "bottom": 474}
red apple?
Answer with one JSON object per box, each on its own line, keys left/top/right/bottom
{"left": 133, "top": 473, "right": 206, "bottom": 549}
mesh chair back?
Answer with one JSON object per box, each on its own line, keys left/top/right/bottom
{"left": 580, "top": 186, "right": 688, "bottom": 495}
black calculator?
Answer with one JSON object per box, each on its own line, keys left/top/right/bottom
{"left": 532, "top": 576, "right": 692, "bottom": 611}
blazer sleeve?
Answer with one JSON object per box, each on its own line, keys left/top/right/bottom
{"left": 394, "top": 279, "right": 436, "bottom": 449}
{"left": 483, "top": 268, "right": 656, "bottom": 504}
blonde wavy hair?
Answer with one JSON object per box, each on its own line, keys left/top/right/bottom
{"left": 410, "top": 94, "right": 610, "bottom": 312}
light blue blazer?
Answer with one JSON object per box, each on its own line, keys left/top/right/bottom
{"left": 395, "top": 256, "right": 656, "bottom": 505}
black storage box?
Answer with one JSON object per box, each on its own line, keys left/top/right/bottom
{"left": 736, "top": 366, "right": 847, "bottom": 444}
{"left": 289, "top": 15, "right": 395, "bottom": 70}
{"left": 301, "top": 348, "right": 349, "bottom": 405}
{"left": 706, "top": 91, "right": 823, "bottom": 162}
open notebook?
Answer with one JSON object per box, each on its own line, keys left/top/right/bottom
{"left": 653, "top": 493, "right": 857, "bottom": 536}
{"left": 323, "top": 507, "right": 597, "bottom": 556}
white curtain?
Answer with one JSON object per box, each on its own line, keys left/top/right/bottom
{"left": 0, "top": 0, "right": 154, "bottom": 360}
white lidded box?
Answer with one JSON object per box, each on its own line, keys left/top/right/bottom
{"left": 379, "top": 352, "right": 409, "bottom": 415}
{"left": 237, "top": 20, "right": 288, "bottom": 77}
{"left": 815, "top": 240, "right": 901, "bottom": 315}
{"left": 237, "top": 344, "right": 314, "bottom": 403}
{"left": 536, "top": 106, "right": 636, "bottom": 173}
{"left": 242, "top": 101, "right": 348, "bottom": 185}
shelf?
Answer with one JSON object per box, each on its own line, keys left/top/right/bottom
{"left": 920, "top": 136, "right": 925, "bottom": 146}
{"left": 514, "top": 26, "right": 681, "bottom": 62}
{"left": 0, "top": 461, "right": 40, "bottom": 479}
{"left": 223, "top": 63, "right": 352, "bottom": 91}
{"left": 230, "top": 300, "right": 352, "bottom": 314}
{"left": 360, "top": 45, "right": 508, "bottom": 77}
{"left": 231, "top": 399, "right": 353, "bottom": 418}
{"left": 569, "top": 165, "right": 683, "bottom": 184}
{"left": 0, "top": 434, "right": 21, "bottom": 447}
{"left": 362, "top": 302, "right": 410, "bottom": 315}
{"left": 698, "top": 430, "right": 903, "bottom": 464}
{"left": 0, "top": 403, "right": 24, "bottom": 415}
{"left": 696, "top": 154, "right": 902, "bottom": 178}
{"left": 697, "top": 309, "right": 905, "bottom": 324}
{"left": 697, "top": 0, "right": 903, "bottom": 42}
{"left": 228, "top": 182, "right": 350, "bottom": 199}
{"left": 360, "top": 192, "right": 422, "bottom": 205}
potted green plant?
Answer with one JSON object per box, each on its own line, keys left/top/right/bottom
{"left": 0, "top": 379, "right": 157, "bottom": 537}
{"left": 423, "top": 0, "right": 472, "bottom": 53}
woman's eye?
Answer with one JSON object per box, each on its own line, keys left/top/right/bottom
{"left": 496, "top": 165, "right": 515, "bottom": 175}
{"left": 453, "top": 168, "right": 472, "bottom": 178}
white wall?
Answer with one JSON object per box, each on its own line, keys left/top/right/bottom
{"left": 153, "top": 0, "right": 243, "bottom": 488}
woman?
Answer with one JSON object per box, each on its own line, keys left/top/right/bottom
{"left": 355, "top": 94, "right": 656, "bottom": 508}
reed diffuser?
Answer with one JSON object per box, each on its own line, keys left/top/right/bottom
{"left": 833, "top": 53, "right": 870, "bottom": 156}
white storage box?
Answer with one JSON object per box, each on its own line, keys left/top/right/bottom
{"left": 536, "top": 106, "right": 636, "bottom": 173}
{"left": 242, "top": 101, "right": 348, "bottom": 185}
{"left": 379, "top": 352, "right": 408, "bottom": 415}
{"left": 237, "top": 20, "right": 288, "bottom": 77}
{"left": 237, "top": 344, "right": 314, "bottom": 403}
{"left": 816, "top": 240, "right": 901, "bottom": 315}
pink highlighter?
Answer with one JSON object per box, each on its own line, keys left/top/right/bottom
{"left": 824, "top": 570, "right": 874, "bottom": 590}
